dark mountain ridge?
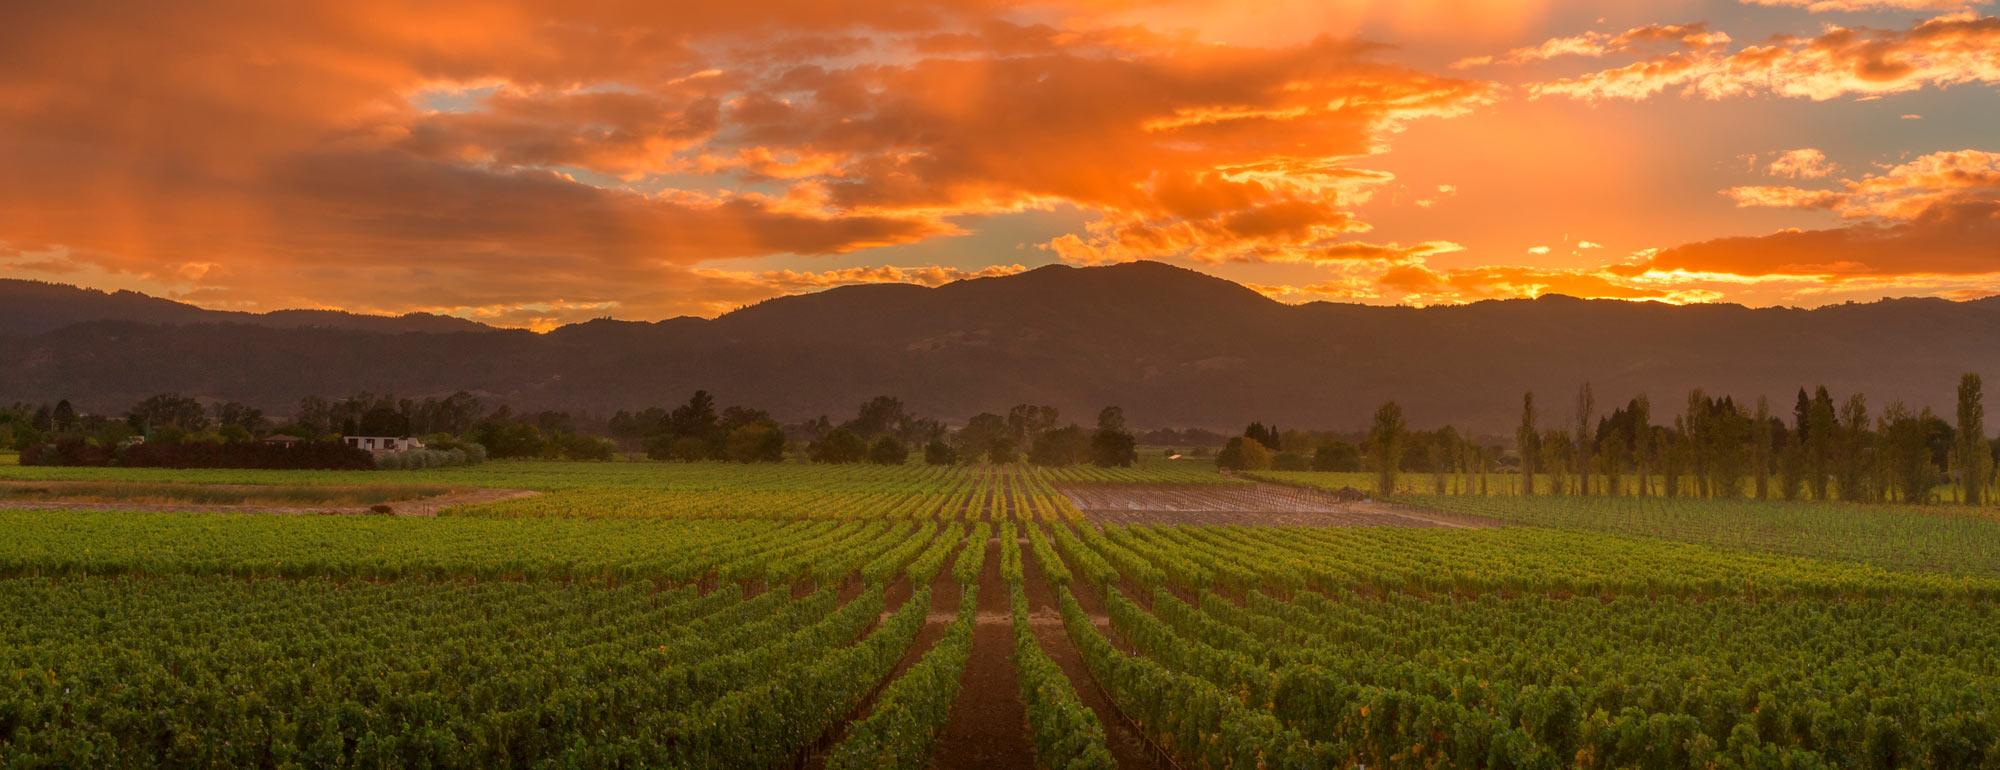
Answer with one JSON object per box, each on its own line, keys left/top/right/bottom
{"left": 4, "top": 263, "right": 1997, "bottom": 432}
{"left": 0, "top": 279, "right": 494, "bottom": 336}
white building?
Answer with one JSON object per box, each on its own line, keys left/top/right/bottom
{"left": 343, "top": 436, "right": 425, "bottom": 453}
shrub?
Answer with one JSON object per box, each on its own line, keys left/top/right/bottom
{"left": 1215, "top": 436, "right": 1272, "bottom": 471}
{"left": 809, "top": 428, "right": 868, "bottom": 464}
{"left": 118, "top": 440, "right": 375, "bottom": 470}
{"left": 725, "top": 424, "right": 786, "bottom": 463}
{"left": 20, "top": 437, "right": 115, "bottom": 467}
{"left": 1311, "top": 441, "right": 1361, "bottom": 471}
{"left": 375, "top": 447, "right": 486, "bottom": 470}
{"left": 558, "top": 433, "right": 616, "bottom": 461}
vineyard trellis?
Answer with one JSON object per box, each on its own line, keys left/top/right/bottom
{"left": 3, "top": 458, "right": 1999, "bottom": 768}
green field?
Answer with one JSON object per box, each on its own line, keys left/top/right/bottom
{"left": 2, "top": 459, "right": 1997, "bottom": 768}
{"left": 1255, "top": 470, "right": 2000, "bottom": 577}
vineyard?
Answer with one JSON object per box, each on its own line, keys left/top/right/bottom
{"left": 3, "top": 460, "right": 1999, "bottom": 768}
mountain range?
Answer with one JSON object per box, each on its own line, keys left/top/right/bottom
{"left": 5, "top": 263, "right": 1998, "bottom": 433}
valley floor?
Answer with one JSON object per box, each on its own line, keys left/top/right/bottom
{"left": 3, "top": 460, "right": 1998, "bottom": 768}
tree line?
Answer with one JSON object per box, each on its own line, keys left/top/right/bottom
{"left": 1311, "top": 374, "right": 1996, "bottom": 505}
{"left": 2, "top": 390, "right": 1142, "bottom": 468}
{"left": 610, "top": 393, "right": 1137, "bottom": 467}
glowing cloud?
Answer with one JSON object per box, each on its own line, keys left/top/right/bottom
{"left": 1530, "top": 13, "right": 2000, "bottom": 102}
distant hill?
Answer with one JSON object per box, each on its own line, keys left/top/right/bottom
{"left": 5, "top": 262, "right": 1999, "bottom": 432}
{"left": 0, "top": 280, "right": 494, "bottom": 336}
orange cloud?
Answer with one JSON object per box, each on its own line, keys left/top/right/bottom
{"left": 1251, "top": 262, "right": 1722, "bottom": 307}
{"left": 1652, "top": 200, "right": 2000, "bottom": 277}
{"left": 1725, "top": 149, "right": 2000, "bottom": 219}
{"left": 1741, "top": 0, "right": 1987, "bottom": 11}
{"left": 1724, "top": 185, "right": 1848, "bottom": 210}
{"left": 1670, "top": 148, "right": 2000, "bottom": 278}
{"left": 0, "top": 3, "right": 1494, "bottom": 325}
{"left": 2, "top": 1, "right": 1992, "bottom": 324}
{"left": 1766, "top": 148, "right": 1838, "bottom": 179}
{"left": 696, "top": 263, "right": 1031, "bottom": 293}
{"left": 1458, "top": 22, "right": 1730, "bottom": 68}
{"left": 1530, "top": 13, "right": 2000, "bottom": 102}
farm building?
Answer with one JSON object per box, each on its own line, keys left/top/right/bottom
{"left": 343, "top": 436, "right": 425, "bottom": 453}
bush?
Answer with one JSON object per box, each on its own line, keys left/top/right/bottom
{"left": 375, "top": 446, "right": 487, "bottom": 470}
{"left": 725, "top": 424, "right": 786, "bottom": 463}
{"left": 558, "top": 433, "right": 616, "bottom": 461}
{"left": 20, "top": 437, "right": 115, "bottom": 467}
{"left": 422, "top": 434, "right": 488, "bottom": 463}
{"left": 1215, "top": 436, "right": 1272, "bottom": 471}
{"left": 1273, "top": 451, "right": 1310, "bottom": 471}
{"left": 1311, "top": 441, "right": 1361, "bottom": 471}
{"left": 810, "top": 428, "right": 868, "bottom": 464}
{"left": 118, "top": 440, "right": 375, "bottom": 470}
{"left": 923, "top": 440, "right": 957, "bottom": 465}
{"left": 664, "top": 436, "right": 711, "bottom": 462}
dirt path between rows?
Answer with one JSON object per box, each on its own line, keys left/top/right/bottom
{"left": 928, "top": 534, "right": 1036, "bottom": 770}
{"left": 0, "top": 487, "right": 541, "bottom": 517}
{"left": 802, "top": 564, "right": 957, "bottom": 770}
{"left": 1020, "top": 528, "right": 1164, "bottom": 770}
{"left": 1057, "top": 481, "right": 1497, "bottom": 528}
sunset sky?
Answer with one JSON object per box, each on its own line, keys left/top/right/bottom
{"left": 2, "top": 0, "right": 1997, "bottom": 329}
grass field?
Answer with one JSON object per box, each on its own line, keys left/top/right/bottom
{"left": 2, "top": 458, "right": 1997, "bottom": 768}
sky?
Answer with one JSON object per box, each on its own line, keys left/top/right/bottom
{"left": 1, "top": 0, "right": 1996, "bottom": 330}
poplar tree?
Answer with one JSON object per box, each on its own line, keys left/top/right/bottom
{"left": 1517, "top": 392, "right": 1538, "bottom": 496}
{"left": 1777, "top": 429, "right": 1806, "bottom": 501}
{"left": 1660, "top": 420, "right": 1686, "bottom": 498}
{"left": 1752, "top": 396, "right": 1772, "bottom": 500}
{"left": 1367, "top": 401, "right": 1407, "bottom": 497}
{"left": 1882, "top": 402, "right": 1933, "bottom": 504}
{"left": 1706, "top": 398, "right": 1751, "bottom": 499}
{"left": 1806, "top": 387, "right": 1837, "bottom": 500}
{"left": 1685, "top": 390, "right": 1711, "bottom": 498}
{"left": 1631, "top": 394, "right": 1652, "bottom": 497}
{"left": 1837, "top": 395, "right": 1870, "bottom": 502}
{"left": 1541, "top": 429, "right": 1572, "bottom": 496}
{"left": 1574, "top": 383, "right": 1596, "bottom": 496}
{"left": 1958, "top": 373, "right": 1990, "bottom": 506}
{"left": 1429, "top": 426, "right": 1458, "bottom": 495}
